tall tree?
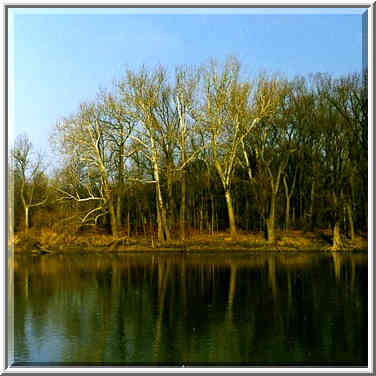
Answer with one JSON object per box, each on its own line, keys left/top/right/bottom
{"left": 174, "top": 65, "right": 201, "bottom": 240}
{"left": 242, "top": 75, "right": 292, "bottom": 242}
{"left": 289, "top": 75, "right": 320, "bottom": 231}
{"left": 314, "top": 74, "right": 354, "bottom": 249}
{"left": 202, "top": 58, "right": 260, "bottom": 239}
{"left": 320, "top": 72, "right": 367, "bottom": 238}
{"left": 98, "top": 89, "right": 135, "bottom": 228}
{"left": 121, "top": 66, "right": 171, "bottom": 241}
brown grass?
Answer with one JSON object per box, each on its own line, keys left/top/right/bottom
{"left": 11, "top": 228, "right": 368, "bottom": 254}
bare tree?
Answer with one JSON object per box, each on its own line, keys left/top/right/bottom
{"left": 203, "top": 59, "right": 275, "bottom": 239}
{"left": 314, "top": 74, "right": 360, "bottom": 249}
{"left": 202, "top": 59, "right": 248, "bottom": 238}
{"left": 11, "top": 134, "right": 48, "bottom": 232}
{"left": 52, "top": 156, "right": 107, "bottom": 228}
{"left": 153, "top": 75, "right": 179, "bottom": 232}
{"left": 97, "top": 89, "right": 135, "bottom": 229}
{"left": 241, "top": 75, "right": 293, "bottom": 243}
{"left": 120, "top": 66, "right": 171, "bottom": 241}
{"left": 320, "top": 73, "right": 367, "bottom": 241}
{"left": 54, "top": 100, "right": 120, "bottom": 238}
{"left": 174, "top": 65, "right": 201, "bottom": 240}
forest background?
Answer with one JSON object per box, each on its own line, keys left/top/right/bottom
{"left": 8, "top": 9, "right": 368, "bottom": 252}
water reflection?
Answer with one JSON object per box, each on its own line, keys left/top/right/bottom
{"left": 13, "top": 252, "right": 367, "bottom": 365}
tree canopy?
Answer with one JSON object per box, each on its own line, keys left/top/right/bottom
{"left": 10, "top": 59, "right": 368, "bottom": 249}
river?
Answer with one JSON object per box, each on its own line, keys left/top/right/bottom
{"left": 11, "top": 251, "right": 368, "bottom": 366}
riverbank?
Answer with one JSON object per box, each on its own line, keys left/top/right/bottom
{"left": 10, "top": 228, "right": 368, "bottom": 254}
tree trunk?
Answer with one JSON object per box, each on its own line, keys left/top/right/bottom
{"left": 346, "top": 202, "right": 355, "bottom": 241}
{"left": 180, "top": 169, "right": 186, "bottom": 241}
{"left": 156, "top": 198, "right": 163, "bottom": 242}
{"left": 142, "top": 215, "right": 146, "bottom": 237}
{"left": 151, "top": 136, "right": 170, "bottom": 242}
{"left": 224, "top": 190, "right": 236, "bottom": 239}
{"left": 266, "top": 217, "right": 275, "bottom": 243}
{"left": 107, "top": 195, "right": 118, "bottom": 239}
{"left": 266, "top": 193, "right": 276, "bottom": 243}
{"left": 116, "top": 192, "right": 122, "bottom": 229}
{"left": 283, "top": 174, "right": 295, "bottom": 231}
{"left": 285, "top": 197, "right": 290, "bottom": 231}
{"left": 101, "top": 177, "right": 118, "bottom": 239}
{"left": 331, "top": 191, "right": 342, "bottom": 250}
{"left": 167, "top": 160, "right": 174, "bottom": 230}
{"left": 199, "top": 203, "right": 203, "bottom": 234}
{"left": 116, "top": 138, "right": 124, "bottom": 228}
{"left": 127, "top": 211, "right": 130, "bottom": 238}
{"left": 24, "top": 205, "right": 29, "bottom": 233}
{"left": 160, "top": 205, "right": 170, "bottom": 241}
{"left": 309, "top": 180, "right": 315, "bottom": 231}
{"left": 205, "top": 202, "right": 210, "bottom": 233}
{"left": 332, "top": 219, "right": 342, "bottom": 250}
{"left": 292, "top": 207, "right": 295, "bottom": 227}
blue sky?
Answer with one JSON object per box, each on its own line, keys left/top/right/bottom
{"left": 8, "top": 8, "right": 365, "bottom": 157}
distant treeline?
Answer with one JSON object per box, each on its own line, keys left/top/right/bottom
{"left": 9, "top": 57, "right": 368, "bottom": 249}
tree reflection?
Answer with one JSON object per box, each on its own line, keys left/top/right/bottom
{"left": 153, "top": 260, "right": 171, "bottom": 362}
{"left": 226, "top": 264, "right": 237, "bottom": 324}
{"left": 268, "top": 256, "right": 278, "bottom": 300}
{"left": 13, "top": 252, "right": 367, "bottom": 365}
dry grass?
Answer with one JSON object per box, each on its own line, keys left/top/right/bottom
{"left": 11, "top": 227, "right": 368, "bottom": 254}
{"left": 277, "top": 230, "right": 319, "bottom": 249}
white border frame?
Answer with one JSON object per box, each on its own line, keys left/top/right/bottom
{"left": 2, "top": 1, "right": 373, "bottom": 374}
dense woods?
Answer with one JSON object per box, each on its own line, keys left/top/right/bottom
{"left": 10, "top": 58, "right": 368, "bottom": 250}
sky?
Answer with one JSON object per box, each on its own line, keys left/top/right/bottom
{"left": 8, "top": 7, "right": 366, "bottom": 157}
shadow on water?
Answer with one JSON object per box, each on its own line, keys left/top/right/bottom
{"left": 12, "top": 251, "right": 368, "bottom": 366}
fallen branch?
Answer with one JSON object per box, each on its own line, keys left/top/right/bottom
{"left": 108, "top": 236, "right": 129, "bottom": 250}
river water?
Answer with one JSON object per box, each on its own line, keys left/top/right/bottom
{"left": 11, "top": 251, "right": 368, "bottom": 366}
